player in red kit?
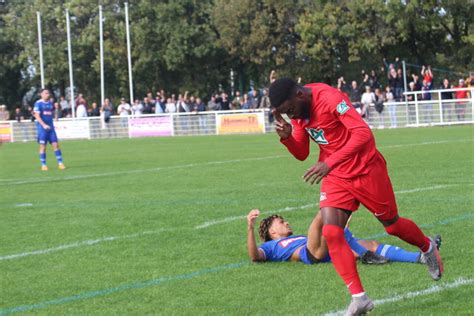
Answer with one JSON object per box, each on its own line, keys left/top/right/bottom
{"left": 268, "top": 78, "right": 443, "bottom": 316}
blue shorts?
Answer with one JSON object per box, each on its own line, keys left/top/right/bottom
{"left": 299, "top": 228, "right": 360, "bottom": 265}
{"left": 299, "top": 245, "right": 331, "bottom": 265}
{"left": 37, "top": 128, "right": 58, "bottom": 144}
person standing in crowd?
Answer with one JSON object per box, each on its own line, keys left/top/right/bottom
{"left": 395, "top": 68, "right": 405, "bottom": 101}
{"left": 59, "top": 96, "right": 70, "bottom": 117}
{"left": 208, "top": 95, "right": 220, "bottom": 111}
{"left": 89, "top": 102, "right": 100, "bottom": 117}
{"left": 165, "top": 98, "right": 177, "bottom": 113}
{"left": 100, "top": 98, "right": 114, "bottom": 123}
{"left": 117, "top": 98, "right": 131, "bottom": 127}
{"left": 75, "top": 93, "right": 88, "bottom": 118}
{"left": 241, "top": 94, "right": 251, "bottom": 109}
{"left": 142, "top": 97, "right": 154, "bottom": 114}
{"left": 454, "top": 79, "right": 469, "bottom": 121}
{"left": 132, "top": 99, "right": 144, "bottom": 116}
{"left": 385, "top": 86, "right": 397, "bottom": 128}
{"left": 348, "top": 81, "right": 362, "bottom": 110}
{"left": 421, "top": 79, "right": 433, "bottom": 123}
{"left": 33, "top": 89, "right": 66, "bottom": 171}
{"left": 374, "top": 88, "right": 385, "bottom": 129}
{"left": 440, "top": 78, "right": 453, "bottom": 121}
{"left": 231, "top": 91, "right": 241, "bottom": 110}
{"left": 421, "top": 65, "right": 433, "bottom": 87}
{"left": 220, "top": 92, "right": 230, "bottom": 110}
{"left": 360, "top": 86, "right": 375, "bottom": 125}
{"left": 388, "top": 68, "right": 399, "bottom": 101}
{"left": 53, "top": 102, "right": 62, "bottom": 121}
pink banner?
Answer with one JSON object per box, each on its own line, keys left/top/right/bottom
{"left": 129, "top": 116, "right": 173, "bottom": 138}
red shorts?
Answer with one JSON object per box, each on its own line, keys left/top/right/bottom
{"left": 319, "top": 156, "right": 398, "bottom": 221}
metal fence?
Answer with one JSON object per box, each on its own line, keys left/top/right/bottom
{"left": 1, "top": 87, "right": 472, "bottom": 143}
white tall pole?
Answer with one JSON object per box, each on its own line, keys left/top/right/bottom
{"left": 99, "top": 5, "right": 105, "bottom": 107}
{"left": 66, "top": 9, "right": 76, "bottom": 118}
{"left": 36, "top": 12, "right": 45, "bottom": 88}
{"left": 124, "top": 2, "right": 134, "bottom": 104}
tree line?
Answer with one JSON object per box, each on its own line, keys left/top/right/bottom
{"left": 0, "top": 0, "right": 472, "bottom": 109}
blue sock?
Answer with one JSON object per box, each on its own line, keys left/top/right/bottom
{"left": 54, "top": 149, "right": 63, "bottom": 164}
{"left": 39, "top": 152, "right": 46, "bottom": 166}
{"left": 376, "top": 244, "right": 420, "bottom": 263}
{"left": 344, "top": 228, "right": 368, "bottom": 256}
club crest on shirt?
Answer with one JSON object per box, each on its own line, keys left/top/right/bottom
{"left": 336, "top": 100, "right": 349, "bottom": 114}
{"left": 306, "top": 128, "right": 329, "bottom": 145}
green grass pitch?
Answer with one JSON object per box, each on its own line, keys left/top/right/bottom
{"left": 0, "top": 125, "right": 473, "bottom": 315}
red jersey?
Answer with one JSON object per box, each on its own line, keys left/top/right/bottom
{"left": 281, "top": 83, "right": 382, "bottom": 178}
{"left": 454, "top": 86, "right": 468, "bottom": 99}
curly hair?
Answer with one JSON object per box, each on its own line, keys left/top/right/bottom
{"left": 258, "top": 214, "right": 284, "bottom": 242}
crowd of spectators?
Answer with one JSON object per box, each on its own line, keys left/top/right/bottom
{"left": 336, "top": 59, "right": 473, "bottom": 127}
{"left": 4, "top": 65, "right": 473, "bottom": 128}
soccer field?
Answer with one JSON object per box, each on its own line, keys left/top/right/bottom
{"left": 0, "top": 125, "right": 473, "bottom": 315}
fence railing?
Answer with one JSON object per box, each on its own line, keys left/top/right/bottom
{"left": 0, "top": 87, "right": 472, "bottom": 143}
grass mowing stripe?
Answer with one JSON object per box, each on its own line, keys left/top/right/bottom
{"left": 3, "top": 155, "right": 286, "bottom": 186}
{"left": 3, "top": 138, "right": 471, "bottom": 186}
{"left": 0, "top": 262, "right": 249, "bottom": 315}
{"left": 323, "top": 277, "right": 474, "bottom": 316}
{"left": 1, "top": 209, "right": 473, "bottom": 262}
{"left": 195, "top": 203, "right": 316, "bottom": 229}
{"left": 362, "top": 212, "right": 474, "bottom": 240}
{"left": 0, "top": 229, "right": 172, "bottom": 261}
{"left": 196, "top": 184, "right": 471, "bottom": 229}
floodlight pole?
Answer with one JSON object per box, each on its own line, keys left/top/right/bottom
{"left": 99, "top": 5, "right": 105, "bottom": 107}
{"left": 36, "top": 12, "right": 45, "bottom": 88}
{"left": 66, "top": 9, "right": 76, "bottom": 118}
{"left": 125, "top": 2, "right": 134, "bottom": 104}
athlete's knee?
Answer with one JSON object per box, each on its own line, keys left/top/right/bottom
{"left": 322, "top": 225, "right": 345, "bottom": 242}
{"left": 379, "top": 214, "right": 399, "bottom": 227}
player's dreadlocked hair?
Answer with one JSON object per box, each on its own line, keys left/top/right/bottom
{"left": 258, "top": 214, "right": 284, "bottom": 242}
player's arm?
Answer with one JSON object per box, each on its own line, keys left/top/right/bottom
{"left": 33, "top": 107, "right": 50, "bottom": 130}
{"left": 273, "top": 110, "right": 310, "bottom": 161}
{"left": 247, "top": 209, "right": 266, "bottom": 262}
{"left": 306, "top": 211, "right": 329, "bottom": 260}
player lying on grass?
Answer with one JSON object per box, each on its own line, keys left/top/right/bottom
{"left": 247, "top": 210, "right": 441, "bottom": 265}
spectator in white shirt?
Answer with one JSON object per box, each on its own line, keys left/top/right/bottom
{"left": 165, "top": 98, "right": 177, "bottom": 113}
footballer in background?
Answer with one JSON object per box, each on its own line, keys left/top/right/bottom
{"left": 33, "top": 89, "right": 66, "bottom": 171}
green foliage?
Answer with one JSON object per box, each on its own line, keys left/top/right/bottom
{"left": 0, "top": 0, "right": 472, "bottom": 108}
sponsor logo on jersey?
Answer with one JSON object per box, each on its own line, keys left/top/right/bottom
{"left": 279, "top": 236, "right": 306, "bottom": 248}
{"left": 320, "top": 192, "right": 327, "bottom": 201}
{"left": 306, "top": 128, "right": 329, "bottom": 145}
{"left": 336, "top": 100, "right": 349, "bottom": 114}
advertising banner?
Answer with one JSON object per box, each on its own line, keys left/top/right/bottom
{"left": 129, "top": 116, "right": 173, "bottom": 138}
{"left": 54, "top": 119, "right": 90, "bottom": 139}
{"left": 0, "top": 123, "right": 12, "bottom": 142}
{"left": 216, "top": 112, "right": 265, "bottom": 135}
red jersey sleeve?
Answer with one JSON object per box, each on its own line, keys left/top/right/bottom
{"left": 280, "top": 122, "right": 310, "bottom": 161}
{"left": 323, "top": 94, "right": 373, "bottom": 169}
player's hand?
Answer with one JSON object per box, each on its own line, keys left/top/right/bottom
{"left": 272, "top": 109, "right": 292, "bottom": 139}
{"left": 43, "top": 124, "right": 51, "bottom": 130}
{"left": 247, "top": 209, "right": 260, "bottom": 229}
{"left": 303, "top": 162, "right": 331, "bottom": 185}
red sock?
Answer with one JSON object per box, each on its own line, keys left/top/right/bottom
{"left": 322, "top": 225, "right": 364, "bottom": 295}
{"left": 385, "top": 217, "right": 431, "bottom": 252}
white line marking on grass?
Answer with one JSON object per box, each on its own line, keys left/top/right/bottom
{"left": 195, "top": 184, "right": 469, "bottom": 229}
{"left": 379, "top": 138, "right": 471, "bottom": 149}
{"left": 2, "top": 184, "right": 472, "bottom": 261}
{"left": 15, "top": 203, "right": 33, "bottom": 207}
{"left": 195, "top": 204, "right": 316, "bottom": 229}
{"left": 323, "top": 277, "right": 474, "bottom": 316}
{"left": 0, "top": 229, "right": 170, "bottom": 261}
{"left": 4, "top": 155, "right": 285, "bottom": 186}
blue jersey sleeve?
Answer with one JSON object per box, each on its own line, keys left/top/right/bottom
{"left": 258, "top": 242, "right": 273, "bottom": 261}
{"left": 33, "top": 101, "right": 42, "bottom": 113}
